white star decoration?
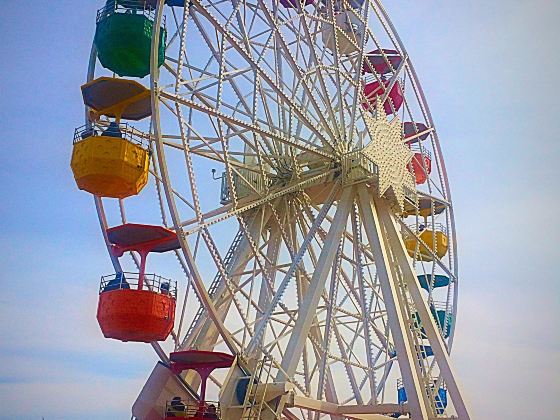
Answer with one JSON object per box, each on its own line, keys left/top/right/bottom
{"left": 362, "top": 97, "right": 415, "bottom": 210}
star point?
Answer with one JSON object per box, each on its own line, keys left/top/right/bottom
{"left": 362, "top": 98, "right": 415, "bottom": 210}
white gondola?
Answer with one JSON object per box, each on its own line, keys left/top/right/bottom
{"left": 321, "top": 11, "right": 367, "bottom": 55}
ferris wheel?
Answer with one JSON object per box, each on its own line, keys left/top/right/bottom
{"left": 71, "top": 0, "right": 471, "bottom": 419}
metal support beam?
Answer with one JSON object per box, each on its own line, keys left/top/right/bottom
{"left": 246, "top": 184, "right": 340, "bottom": 356}
{"left": 377, "top": 200, "right": 470, "bottom": 420}
{"left": 356, "top": 186, "right": 430, "bottom": 420}
{"left": 262, "top": 188, "right": 354, "bottom": 419}
{"left": 184, "top": 210, "right": 269, "bottom": 352}
{"left": 251, "top": 224, "right": 283, "bottom": 360}
{"left": 287, "top": 394, "right": 408, "bottom": 419}
{"left": 277, "top": 187, "right": 354, "bottom": 381}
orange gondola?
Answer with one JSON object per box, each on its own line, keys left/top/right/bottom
{"left": 97, "top": 224, "right": 181, "bottom": 342}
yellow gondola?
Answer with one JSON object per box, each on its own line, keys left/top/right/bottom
{"left": 404, "top": 225, "right": 449, "bottom": 261}
{"left": 71, "top": 77, "right": 152, "bottom": 198}
{"left": 71, "top": 123, "right": 149, "bottom": 199}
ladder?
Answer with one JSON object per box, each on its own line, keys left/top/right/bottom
{"left": 180, "top": 229, "right": 245, "bottom": 349}
{"left": 404, "top": 286, "right": 442, "bottom": 415}
{"left": 240, "top": 355, "right": 279, "bottom": 419}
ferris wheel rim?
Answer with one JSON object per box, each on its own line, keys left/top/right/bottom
{"left": 149, "top": 0, "right": 459, "bottom": 339}
{"left": 146, "top": 0, "right": 460, "bottom": 408}
{"left": 81, "top": 0, "right": 464, "bottom": 416}
{"left": 370, "top": 0, "right": 460, "bottom": 349}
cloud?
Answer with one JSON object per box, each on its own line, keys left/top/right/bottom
{"left": 0, "top": 237, "right": 166, "bottom": 418}
{"left": 454, "top": 293, "right": 560, "bottom": 418}
{"left": 0, "top": 376, "right": 141, "bottom": 420}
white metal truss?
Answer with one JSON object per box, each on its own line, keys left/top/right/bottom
{"left": 84, "top": 0, "right": 469, "bottom": 418}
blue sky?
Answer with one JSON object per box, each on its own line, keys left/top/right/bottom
{"left": 1, "top": 0, "right": 559, "bottom": 419}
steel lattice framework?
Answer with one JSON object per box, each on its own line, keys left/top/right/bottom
{"left": 85, "top": 0, "right": 470, "bottom": 418}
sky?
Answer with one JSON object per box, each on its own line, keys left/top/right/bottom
{"left": 1, "top": 0, "right": 559, "bottom": 419}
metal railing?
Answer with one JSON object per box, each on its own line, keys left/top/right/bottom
{"left": 404, "top": 186, "right": 417, "bottom": 203}
{"left": 99, "top": 272, "right": 177, "bottom": 298}
{"left": 96, "top": 0, "right": 165, "bottom": 24}
{"left": 363, "top": 72, "right": 389, "bottom": 85}
{"left": 73, "top": 122, "right": 149, "bottom": 149}
{"left": 396, "top": 378, "right": 448, "bottom": 414}
{"left": 239, "top": 354, "right": 280, "bottom": 419}
{"left": 164, "top": 400, "right": 221, "bottom": 418}
{"left": 220, "top": 175, "right": 231, "bottom": 204}
{"left": 406, "top": 222, "right": 448, "bottom": 236}
{"left": 431, "top": 301, "right": 451, "bottom": 312}
{"left": 331, "top": 10, "right": 363, "bottom": 35}
{"left": 396, "top": 378, "right": 407, "bottom": 405}
{"left": 341, "top": 150, "right": 378, "bottom": 185}
{"left": 427, "top": 301, "right": 453, "bottom": 340}
{"left": 409, "top": 144, "right": 432, "bottom": 160}
{"left": 220, "top": 170, "right": 269, "bottom": 204}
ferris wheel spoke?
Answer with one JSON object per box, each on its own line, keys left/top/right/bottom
{"left": 188, "top": 11, "right": 298, "bottom": 137}
{"left": 173, "top": 30, "right": 255, "bottom": 141}
{"left": 283, "top": 10, "right": 344, "bottom": 140}
{"left": 189, "top": 148, "right": 277, "bottom": 172}
{"left": 168, "top": 102, "right": 312, "bottom": 173}
{"left": 147, "top": 166, "right": 199, "bottom": 214}
{"left": 246, "top": 186, "right": 340, "bottom": 361}
{"left": 296, "top": 225, "right": 374, "bottom": 378}
{"left": 253, "top": 82, "right": 298, "bottom": 152}
{"left": 163, "top": 125, "right": 275, "bottom": 177}
{"left": 330, "top": 255, "right": 392, "bottom": 395}
{"left": 347, "top": 2, "right": 372, "bottom": 144}
{"left": 201, "top": 228, "right": 257, "bottom": 339}
{"left": 180, "top": 67, "right": 253, "bottom": 96}
{"left": 274, "top": 33, "right": 343, "bottom": 146}
{"left": 332, "top": 321, "right": 364, "bottom": 405}
{"left": 301, "top": 210, "right": 391, "bottom": 361}
{"left": 378, "top": 58, "right": 408, "bottom": 114}
{"left": 192, "top": 0, "right": 338, "bottom": 149}
{"left": 334, "top": 326, "right": 371, "bottom": 375}
{"left": 160, "top": 90, "right": 329, "bottom": 159}
{"left": 182, "top": 213, "right": 266, "bottom": 350}
{"left": 323, "top": 3, "right": 351, "bottom": 140}
{"left": 424, "top": 170, "right": 446, "bottom": 198}
{"left": 307, "top": 326, "right": 341, "bottom": 408}
{"left": 179, "top": 232, "right": 242, "bottom": 349}
{"left": 166, "top": 12, "right": 184, "bottom": 52}
{"left": 249, "top": 225, "right": 285, "bottom": 358}
{"left": 292, "top": 243, "right": 347, "bottom": 408}
{"left": 273, "top": 187, "right": 353, "bottom": 401}
{"left": 273, "top": 13, "right": 299, "bottom": 140}
{"left": 186, "top": 14, "right": 255, "bottom": 118}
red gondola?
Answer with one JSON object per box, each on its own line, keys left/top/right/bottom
{"left": 408, "top": 151, "right": 432, "bottom": 185}
{"left": 279, "top": 0, "right": 314, "bottom": 8}
{"left": 165, "top": 351, "right": 235, "bottom": 419}
{"left": 404, "top": 122, "right": 430, "bottom": 144}
{"left": 362, "top": 79, "right": 404, "bottom": 115}
{"left": 97, "top": 224, "right": 180, "bottom": 342}
{"left": 362, "top": 49, "right": 402, "bottom": 75}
